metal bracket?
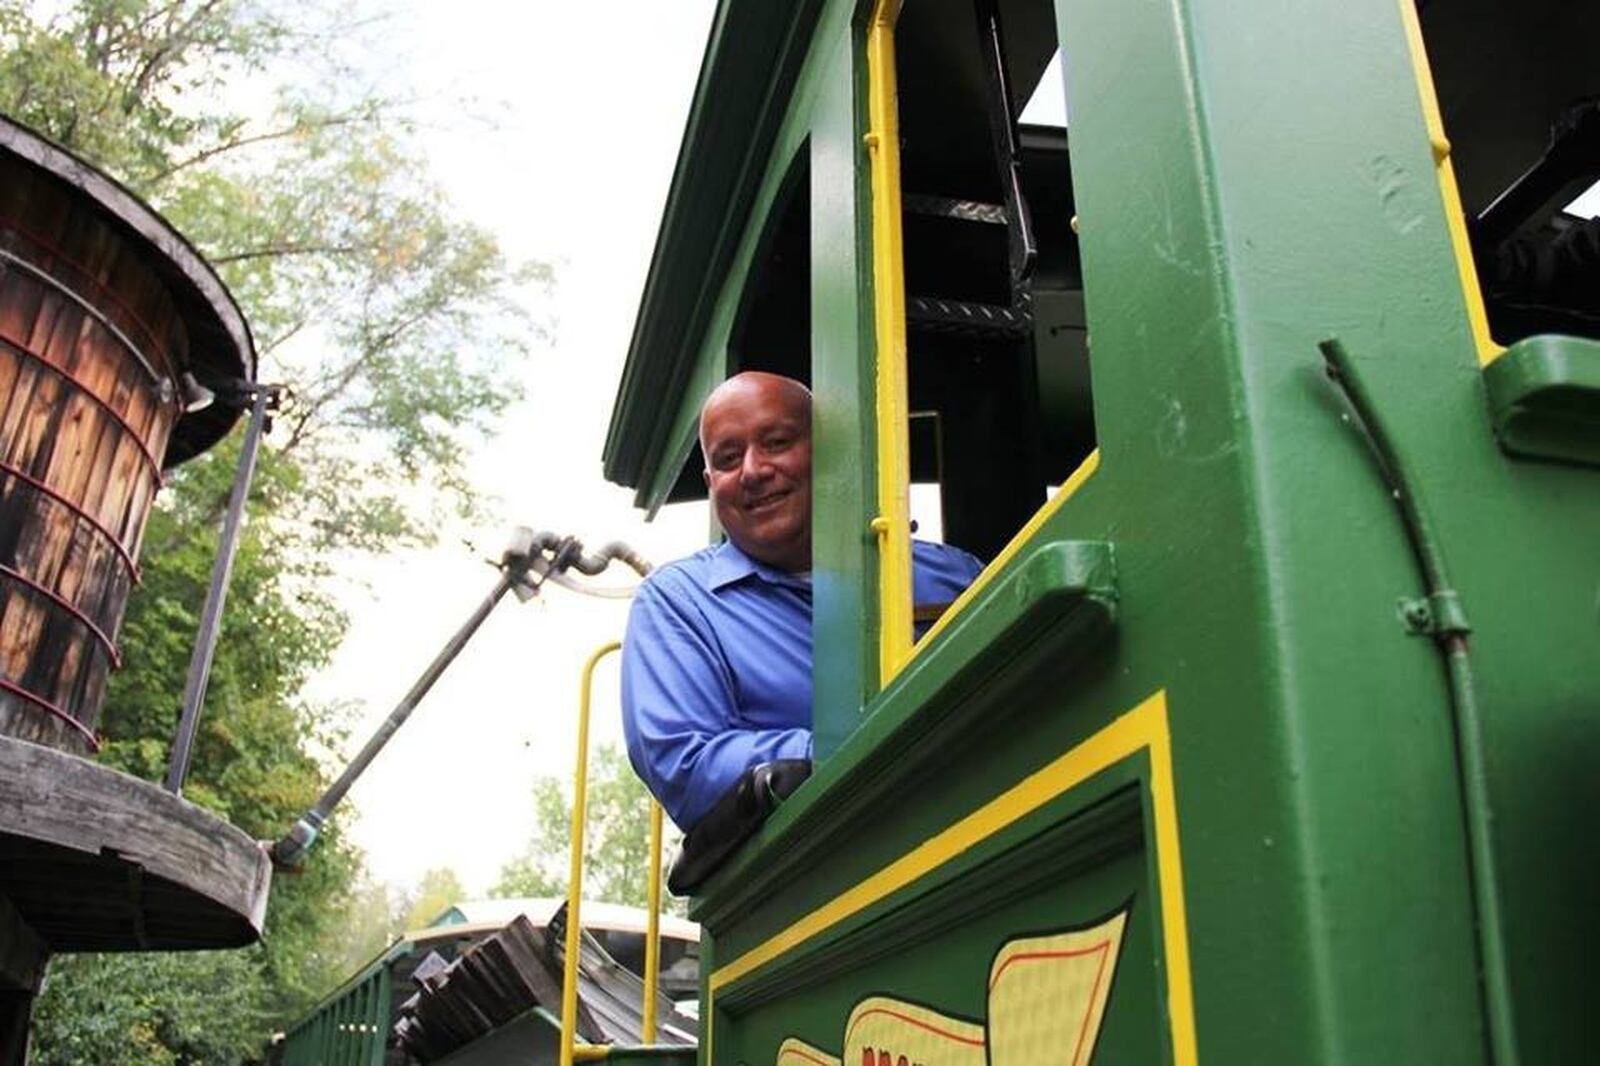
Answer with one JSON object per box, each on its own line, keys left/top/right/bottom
{"left": 1397, "top": 590, "right": 1472, "bottom": 638}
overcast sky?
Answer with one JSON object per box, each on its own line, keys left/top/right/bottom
{"left": 304, "top": 1, "right": 717, "bottom": 896}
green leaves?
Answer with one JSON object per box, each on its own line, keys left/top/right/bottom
{"left": 0, "top": 0, "right": 548, "bottom": 1057}
{"left": 32, "top": 950, "right": 274, "bottom": 1066}
{"left": 492, "top": 744, "right": 687, "bottom": 918}
{"left": 0, "top": 0, "right": 547, "bottom": 548}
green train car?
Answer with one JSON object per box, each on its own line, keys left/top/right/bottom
{"left": 595, "top": 0, "right": 1599, "bottom": 1063}
{"left": 284, "top": 1, "right": 1597, "bottom": 1062}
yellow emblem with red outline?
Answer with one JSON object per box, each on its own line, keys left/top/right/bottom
{"left": 776, "top": 908, "right": 1128, "bottom": 1066}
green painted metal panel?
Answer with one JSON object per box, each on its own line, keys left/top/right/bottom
{"left": 604, "top": 0, "right": 1600, "bottom": 1062}
{"left": 810, "top": 18, "right": 880, "bottom": 761}
{"left": 1483, "top": 333, "right": 1600, "bottom": 466}
{"left": 427, "top": 1007, "right": 561, "bottom": 1065}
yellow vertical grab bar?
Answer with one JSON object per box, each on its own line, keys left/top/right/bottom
{"left": 561, "top": 640, "right": 621, "bottom": 1066}
{"left": 866, "top": 0, "right": 914, "bottom": 685}
{"left": 642, "top": 802, "right": 664, "bottom": 1042}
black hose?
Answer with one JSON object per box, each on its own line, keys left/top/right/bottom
{"left": 1319, "top": 338, "right": 1518, "bottom": 1065}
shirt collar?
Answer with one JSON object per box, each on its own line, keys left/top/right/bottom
{"left": 706, "top": 539, "right": 810, "bottom": 592}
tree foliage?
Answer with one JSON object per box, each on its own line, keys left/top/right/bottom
{"left": 493, "top": 744, "right": 686, "bottom": 918}
{"left": 0, "top": 0, "right": 546, "bottom": 545}
{"left": 397, "top": 867, "right": 468, "bottom": 932}
{"left": 1, "top": 0, "right": 545, "bottom": 1058}
{"left": 31, "top": 950, "right": 272, "bottom": 1066}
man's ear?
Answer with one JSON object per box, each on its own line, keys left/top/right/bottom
{"left": 702, "top": 468, "right": 711, "bottom": 488}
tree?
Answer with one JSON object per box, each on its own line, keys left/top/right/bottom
{"left": 29, "top": 430, "right": 369, "bottom": 1041}
{"left": 493, "top": 744, "right": 686, "bottom": 917}
{"left": 30, "top": 951, "right": 271, "bottom": 1066}
{"left": 0, "top": 0, "right": 546, "bottom": 546}
{"left": 325, "top": 873, "right": 405, "bottom": 980}
{"left": 1, "top": 0, "right": 546, "bottom": 1056}
{"left": 398, "top": 867, "right": 468, "bottom": 933}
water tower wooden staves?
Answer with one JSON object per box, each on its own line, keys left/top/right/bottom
{"left": 0, "top": 115, "right": 272, "bottom": 1060}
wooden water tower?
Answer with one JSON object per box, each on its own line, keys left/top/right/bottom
{"left": 0, "top": 115, "right": 273, "bottom": 1061}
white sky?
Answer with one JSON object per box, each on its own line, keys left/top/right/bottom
{"left": 303, "top": 1, "right": 717, "bottom": 895}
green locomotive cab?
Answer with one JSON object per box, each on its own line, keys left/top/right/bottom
{"left": 604, "top": 1, "right": 1599, "bottom": 1063}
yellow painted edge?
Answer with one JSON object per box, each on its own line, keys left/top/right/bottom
{"left": 707, "top": 691, "right": 1196, "bottom": 1066}
{"left": 561, "top": 641, "right": 622, "bottom": 1066}
{"left": 1147, "top": 698, "right": 1198, "bottom": 1066}
{"left": 866, "top": 0, "right": 914, "bottom": 684}
{"left": 910, "top": 447, "right": 1101, "bottom": 658}
{"left": 1395, "top": 0, "right": 1503, "bottom": 367}
{"left": 573, "top": 1044, "right": 612, "bottom": 1062}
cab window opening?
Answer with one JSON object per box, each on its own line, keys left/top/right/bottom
{"left": 1418, "top": 0, "right": 1600, "bottom": 345}
{"left": 729, "top": 142, "right": 812, "bottom": 387}
{"left": 895, "top": 0, "right": 1096, "bottom": 565}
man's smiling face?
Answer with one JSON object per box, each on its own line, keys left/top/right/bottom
{"left": 699, "top": 372, "right": 813, "bottom": 573}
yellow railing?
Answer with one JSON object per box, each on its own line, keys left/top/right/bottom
{"left": 866, "top": 0, "right": 914, "bottom": 685}
{"left": 560, "top": 639, "right": 670, "bottom": 1065}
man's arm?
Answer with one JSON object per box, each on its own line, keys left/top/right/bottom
{"left": 621, "top": 575, "right": 810, "bottom": 830}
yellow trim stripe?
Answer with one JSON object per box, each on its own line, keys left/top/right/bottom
{"left": 708, "top": 690, "right": 1197, "bottom": 1065}
{"left": 866, "top": 0, "right": 914, "bottom": 684}
{"left": 1395, "top": 0, "right": 1503, "bottom": 367}
{"left": 1145, "top": 696, "right": 1197, "bottom": 1063}
{"left": 911, "top": 447, "right": 1101, "bottom": 658}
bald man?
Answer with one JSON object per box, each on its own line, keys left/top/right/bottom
{"left": 620, "top": 372, "right": 983, "bottom": 831}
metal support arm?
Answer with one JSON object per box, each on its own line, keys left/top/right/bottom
{"left": 165, "top": 383, "right": 281, "bottom": 795}
{"left": 267, "top": 530, "right": 651, "bottom": 869}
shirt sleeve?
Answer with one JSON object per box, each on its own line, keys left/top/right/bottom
{"left": 621, "top": 573, "right": 811, "bottom": 831}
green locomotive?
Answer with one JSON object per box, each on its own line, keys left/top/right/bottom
{"left": 282, "top": 0, "right": 1599, "bottom": 1061}
{"left": 598, "top": 0, "right": 1599, "bottom": 1063}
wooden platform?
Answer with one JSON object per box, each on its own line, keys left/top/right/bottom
{"left": 0, "top": 733, "right": 271, "bottom": 952}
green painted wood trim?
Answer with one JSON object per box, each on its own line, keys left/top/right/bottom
{"left": 369, "top": 965, "right": 392, "bottom": 1066}
{"left": 1483, "top": 333, "right": 1600, "bottom": 467}
{"left": 604, "top": 0, "right": 826, "bottom": 501}
{"left": 693, "top": 539, "right": 1118, "bottom": 924}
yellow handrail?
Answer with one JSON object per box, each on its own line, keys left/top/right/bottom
{"left": 559, "top": 640, "right": 670, "bottom": 1059}
{"left": 642, "top": 802, "right": 664, "bottom": 1042}
{"left": 866, "top": 0, "right": 914, "bottom": 685}
{"left": 560, "top": 641, "right": 621, "bottom": 1066}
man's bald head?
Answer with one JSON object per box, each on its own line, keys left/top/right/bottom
{"left": 698, "top": 371, "right": 811, "bottom": 455}
{"left": 699, "top": 371, "right": 813, "bottom": 572}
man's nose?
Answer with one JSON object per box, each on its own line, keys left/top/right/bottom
{"left": 740, "top": 449, "right": 773, "bottom": 484}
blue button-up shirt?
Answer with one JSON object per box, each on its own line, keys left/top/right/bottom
{"left": 621, "top": 539, "right": 983, "bottom": 829}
